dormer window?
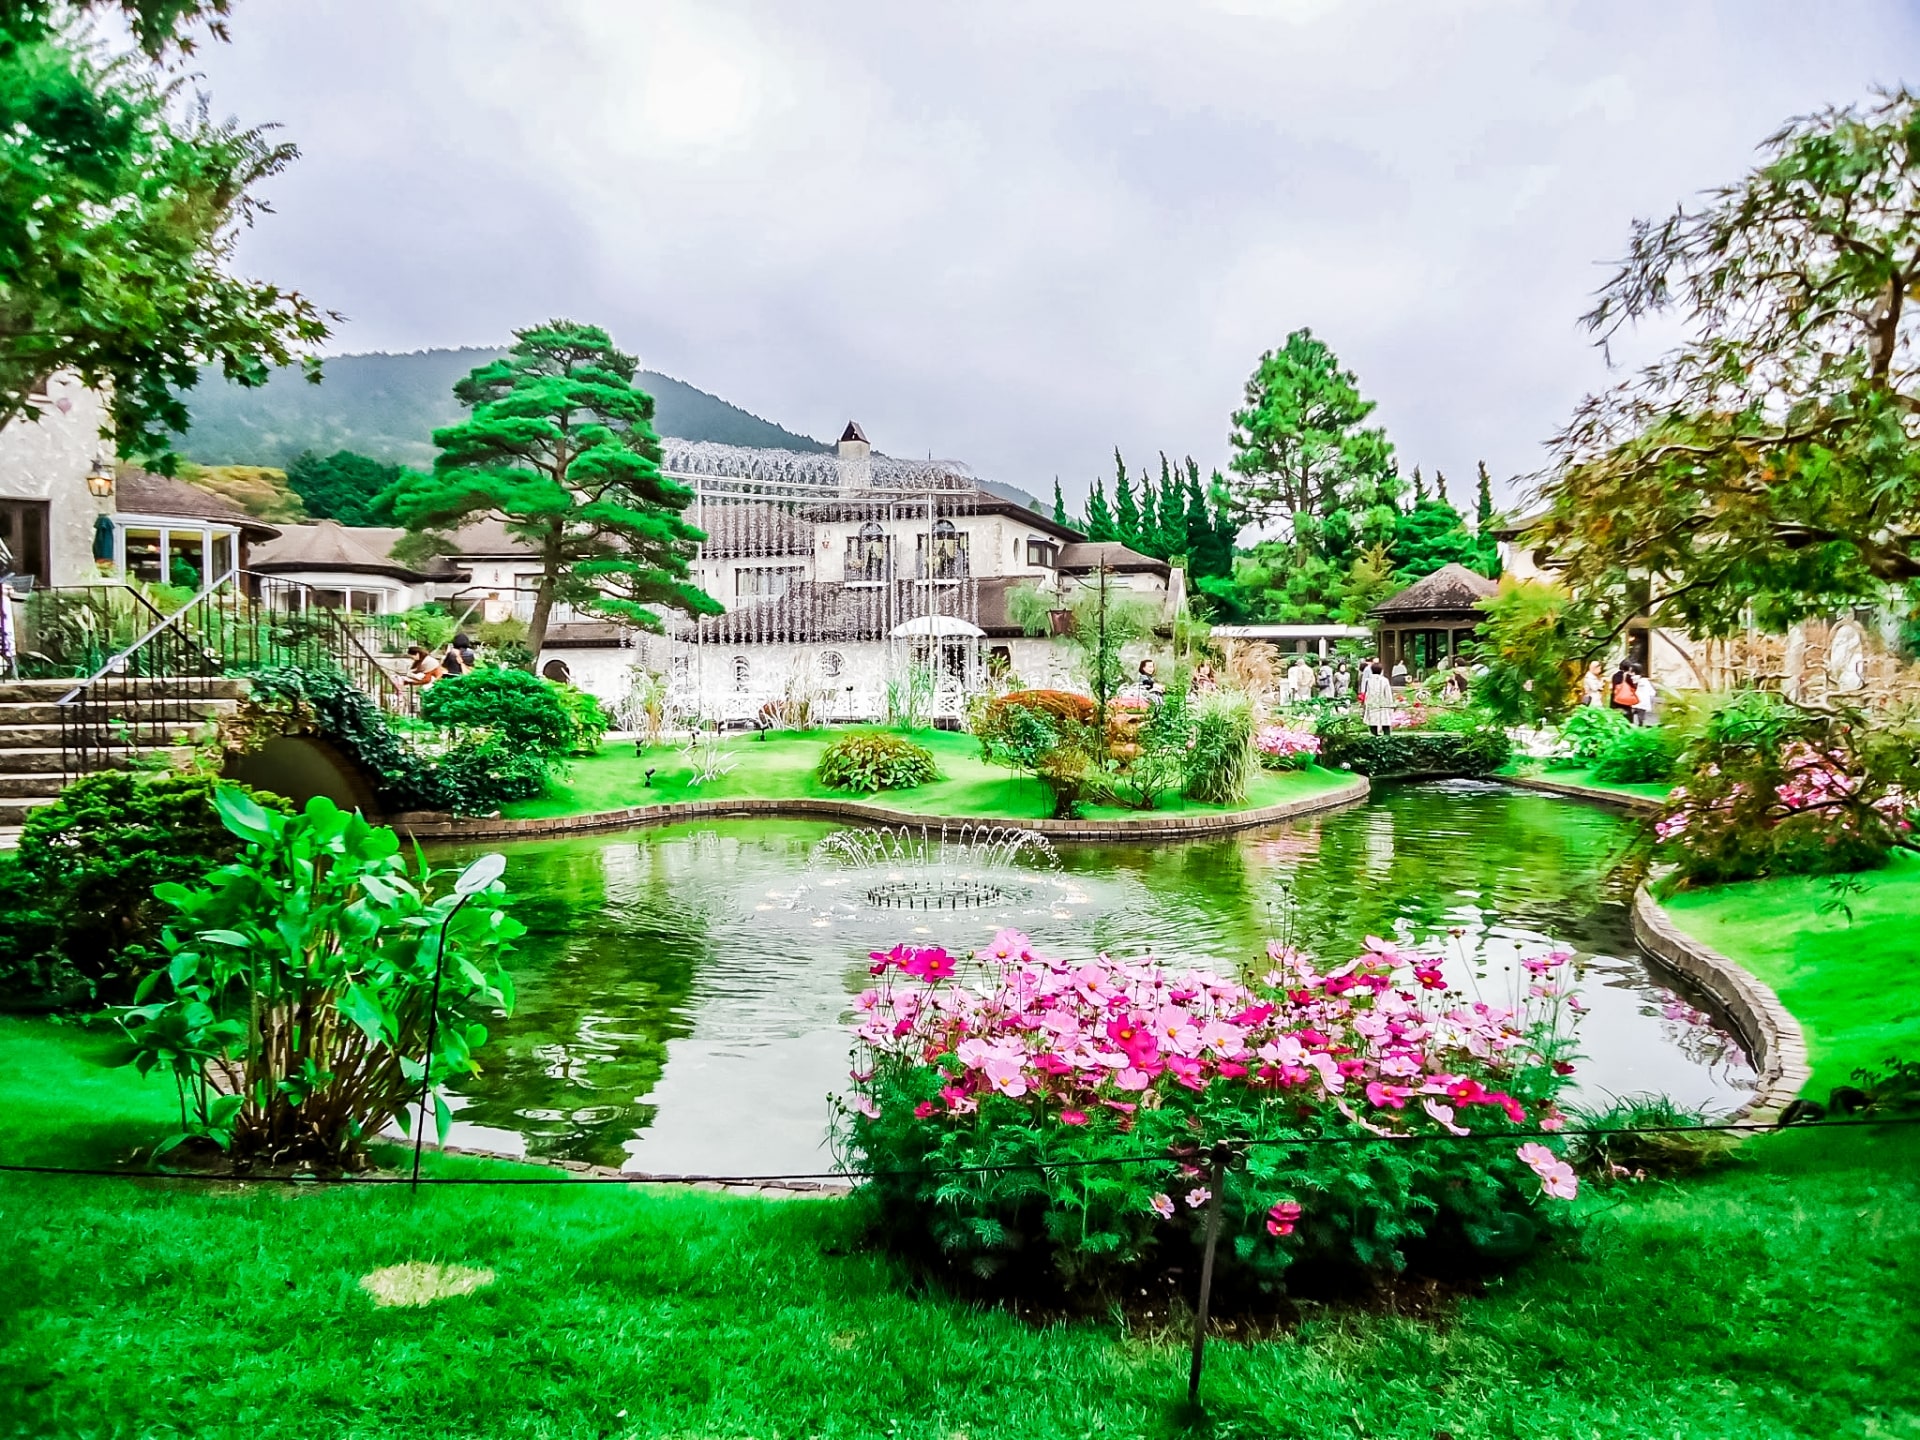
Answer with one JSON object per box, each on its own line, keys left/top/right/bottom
{"left": 1026, "top": 538, "right": 1057, "bottom": 568}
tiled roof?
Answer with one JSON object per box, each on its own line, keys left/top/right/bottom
{"left": 1056, "top": 541, "right": 1169, "bottom": 574}
{"left": 117, "top": 468, "right": 280, "bottom": 538}
{"left": 1369, "top": 562, "right": 1499, "bottom": 619}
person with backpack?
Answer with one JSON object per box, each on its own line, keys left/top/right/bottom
{"left": 1610, "top": 662, "right": 1640, "bottom": 720}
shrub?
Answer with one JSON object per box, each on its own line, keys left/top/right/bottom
{"left": 976, "top": 691, "right": 1099, "bottom": 818}
{"left": 0, "top": 772, "right": 292, "bottom": 1009}
{"left": 816, "top": 730, "right": 940, "bottom": 793}
{"left": 1592, "top": 725, "right": 1677, "bottom": 783}
{"left": 1554, "top": 706, "right": 1630, "bottom": 767}
{"left": 243, "top": 665, "right": 558, "bottom": 816}
{"left": 420, "top": 668, "right": 575, "bottom": 754}
{"left": 837, "top": 931, "right": 1577, "bottom": 1302}
{"left": 1255, "top": 725, "right": 1321, "bottom": 771}
{"left": 1317, "top": 710, "right": 1512, "bottom": 777}
{"left": 398, "top": 604, "right": 456, "bottom": 651}
{"left": 1105, "top": 693, "right": 1188, "bottom": 810}
{"left": 551, "top": 683, "right": 612, "bottom": 755}
{"left": 1182, "top": 690, "right": 1256, "bottom": 804}
{"left": 1655, "top": 693, "right": 1916, "bottom": 885}
{"left": 120, "top": 788, "right": 521, "bottom": 1165}
{"left": 1565, "top": 1096, "right": 1735, "bottom": 1186}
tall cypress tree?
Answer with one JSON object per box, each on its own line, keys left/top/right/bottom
{"left": 1434, "top": 469, "right": 1450, "bottom": 506}
{"left": 1158, "top": 454, "right": 1189, "bottom": 560}
{"left": 1052, "top": 477, "right": 1071, "bottom": 528}
{"left": 1475, "top": 461, "right": 1494, "bottom": 530}
{"left": 1085, "top": 473, "right": 1118, "bottom": 541}
{"left": 1137, "top": 462, "right": 1161, "bottom": 556}
{"left": 1112, "top": 448, "right": 1141, "bottom": 548}
{"left": 1410, "top": 464, "right": 1426, "bottom": 502}
{"left": 1472, "top": 460, "right": 1500, "bottom": 577}
{"left": 1184, "top": 470, "right": 1214, "bottom": 575}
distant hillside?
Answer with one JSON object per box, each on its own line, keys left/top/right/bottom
{"left": 171, "top": 347, "right": 830, "bottom": 468}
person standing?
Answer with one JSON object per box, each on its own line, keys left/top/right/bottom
{"left": 1286, "top": 654, "right": 1316, "bottom": 703}
{"left": 1633, "top": 670, "right": 1658, "bottom": 728}
{"left": 1390, "top": 657, "right": 1410, "bottom": 687}
{"left": 1361, "top": 661, "right": 1396, "bottom": 735}
{"left": 1336, "top": 661, "right": 1355, "bottom": 701}
{"left": 1581, "top": 660, "right": 1606, "bottom": 708}
{"left": 1316, "top": 659, "right": 1334, "bottom": 699}
{"left": 1610, "top": 661, "right": 1639, "bottom": 720}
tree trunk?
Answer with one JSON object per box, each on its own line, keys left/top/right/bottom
{"left": 527, "top": 580, "right": 555, "bottom": 664}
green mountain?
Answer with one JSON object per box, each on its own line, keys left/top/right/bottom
{"left": 171, "top": 346, "right": 829, "bottom": 468}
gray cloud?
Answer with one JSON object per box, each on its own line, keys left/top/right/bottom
{"left": 190, "top": 0, "right": 1918, "bottom": 508}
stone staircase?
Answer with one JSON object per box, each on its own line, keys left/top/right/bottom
{"left": 0, "top": 677, "right": 245, "bottom": 828}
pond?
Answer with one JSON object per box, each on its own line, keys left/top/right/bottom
{"left": 434, "top": 781, "right": 1756, "bottom": 1174}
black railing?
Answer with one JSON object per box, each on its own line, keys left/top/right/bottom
{"left": 13, "top": 584, "right": 169, "bottom": 678}
{"left": 58, "top": 568, "right": 415, "bottom": 780}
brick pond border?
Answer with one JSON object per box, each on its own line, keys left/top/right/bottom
{"left": 390, "top": 772, "right": 1372, "bottom": 843}
{"left": 1631, "top": 884, "right": 1812, "bottom": 1121}
{"left": 1502, "top": 772, "right": 1663, "bottom": 814}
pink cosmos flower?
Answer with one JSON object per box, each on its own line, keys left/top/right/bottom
{"left": 1516, "top": 1142, "right": 1557, "bottom": 1172}
{"left": 984, "top": 928, "right": 1033, "bottom": 963}
{"left": 1422, "top": 1098, "right": 1469, "bottom": 1135}
{"left": 1539, "top": 1162, "right": 1578, "bottom": 1199}
{"left": 902, "top": 947, "right": 957, "bottom": 981}
{"left": 912, "top": 1100, "right": 937, "bottom": 1119}
{"left": 1266, "top": 1201, "right": 1301, "bottom": 1236}
{"left": 1150, "top": 1193, "right": 1176, "bottom": 1220}
{"left": 1060, "top": 1109, "right": 1089, "bottom": 1126}
{"left": 1186, "top": 1187, "right": 1212, "bottom": 1209}
{"left": 1413, "top": 966, "right": 1447, "bottom": 991}
{"left": 852, "top": 1095, "right": 880, "bottom": 1119}
{"left": 1114, "top": 1067, "right": 1153, "bottom": 1092}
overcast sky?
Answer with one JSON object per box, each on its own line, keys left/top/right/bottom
{"left": 187, "top": 0, "right": 1916, "bottom": 511}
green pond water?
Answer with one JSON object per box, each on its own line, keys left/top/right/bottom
{"left": 433, "top": 780, "right": 1755, "bottom": 1174}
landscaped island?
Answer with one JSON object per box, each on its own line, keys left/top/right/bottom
{"left": 499, "top": 727, "right": 1361, "bottom": 825}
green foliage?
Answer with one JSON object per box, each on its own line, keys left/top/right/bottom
{"left": 387, "top": 321, "right": 722, "bottom": 654}
{"left": 1227, "top": 328, "right": 1400, "bottom": 542}
{"left": 1592, "top": 725, "right": 1678, "bottom": 783}
{"left": 119, "top": 789, "right": 520, "bottom": 1162}
{"left": 419, "top": 667, "right": 574, "bottom": 754}
{"left": 0, "top": 8, "right": 328, "bottom": 462}
{"left": 1181, "top": 690, "right": 1256, "bottom": 804}
{"left": 975, "top": 691, "right": 1098, "bottom": 818}
{"left": 1567, "top": 1096, "right": 1735, "bottom": 1185}
{"left": 1319, "top": 709, "right": 1512, "bottom": 777}
{"left": 1553, "top": 705, "right": 1631, "bottom": 767}
{"left": 551, "top": 683, "right": 611, "bottom": 755}
{"left": 1473, "top": 579, "right": 1595, "bottom": 725}
{"left": 1392, "top": 497, "right": 1480, "bottom": 581}
{"left": 285, "top": 449, "right": 400, "bottom": 526}
{"left": 1656, "top": 693, "right": 1918, "bottom": 885}
{"left": 397, "top": 604, "right": 456, "bottom": 651}
{"left": 243, "top": 665, "right": 549, "bottom": 815}
{"left": 0, "top": 772, "right": 290, "bottom": 1009}
{"left": 815, "top": 730, "right": 939, "bottom": 794}
{"left": 1536, "top": 88, "right": 1920, "bottom": 635}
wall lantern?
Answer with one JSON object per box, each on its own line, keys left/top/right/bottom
{"left": 85, "top": 457, "right": 115, "bottom": 498}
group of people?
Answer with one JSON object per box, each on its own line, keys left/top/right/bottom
{"left": 1130, "top": 650, "right": 1476, "bottom": 739}
{"left": 403, "top": 632, "right": 478, "bottom": 688}
{"left": 1584, "top": 659, "right": 1657, "bottom": 725}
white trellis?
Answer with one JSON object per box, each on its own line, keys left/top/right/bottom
{"left": 660, "top": 441, "right": 983, "bottom": 728}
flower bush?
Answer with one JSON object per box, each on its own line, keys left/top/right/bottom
{"left": 816, "top": 729, "right": 940, "bottom": 793}
{"left": 836, "top": 930, "right": 1578, "bottom": 1302}
{"left": 975, "top": 690, "right": 1099, "bottom": 817}
{"left": 1655, "top": 692, "right": 1916, "bottom": 885}
{"left": 1317, "top": 707, "right": 1512, "bottom": 778}
{"left": 1255, "top": 726, "right": 1321, "bottom": 771}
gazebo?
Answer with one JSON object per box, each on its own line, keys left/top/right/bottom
{"left": 1369, "top": 563, "right": 1498, "bottom": 676}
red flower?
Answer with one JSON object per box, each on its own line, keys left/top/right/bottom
{"left": 1266, "top": 1201, "right": 1302, "bottom": 1237}
{"left": 1413, "top": 966, "right": 1447, "bottom": 991}
{"left": 912, "top": 1101, "right": 937, "bottom": 1119}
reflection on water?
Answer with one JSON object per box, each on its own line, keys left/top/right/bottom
{"left": 437, "top": 782, "right": 1755, "bottom": 1173}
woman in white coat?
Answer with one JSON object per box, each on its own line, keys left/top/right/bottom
{"left": 1360, "top": 661, "right": 1397, "bottom": 735}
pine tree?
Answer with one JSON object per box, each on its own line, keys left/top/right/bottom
{"left": 1472, "top": 460, "right": 1500, "bottom": 577}
{"left": 1434, "top": 469, "right": 1450, "bottom": 506}
{"left": 1410, "top": 464, "right": 1426, "bottom": 502}
{"left": 1112, "top": 448, "right": 1141, "bottom": 548}
{"left": 1137, "top": 462, "right": 1160, "bottom": 556}
{"left": 1158, "top": 454, "right": 1189, "bottom": 560}
{"left": 390, "top": 320, "right": 720, "bottom": 656}
{"left": 1085, "top": 473, "right": 1117, "bottom": 541}
{"left": 1184, "top": 470, "right": 1214, "bottom": 575}
{"left": 1475, "top": 461, "right": 1494, "bottom": 530}
{"left": 1052, "top": 477, "right": 1070, "bottom": 528}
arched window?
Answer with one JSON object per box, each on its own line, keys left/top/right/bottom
{"left": 846, "top": 521, "right": 889, "bottom": 582}
{"left": 922, "top": 517, "right": 969, "bottom": 580}
{"left": 820, "top": 650, "right": 844, "bottom": 679}
{"left": 540, "top": 659, "right": 571, "bottom": 683}
{"left": 732, "top": 655, "right": 750, "bottom": 691}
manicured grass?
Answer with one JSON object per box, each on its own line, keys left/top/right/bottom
{"left": 505, "top": 728, "right": 1358, "bottom": 823}
{"left": 1499, "top": 760, "right": 1674, "bottom": 804}
{"left": 1658, "top": 849, "right": 1920, "bottom": 1096}
{"left": 3, "top": 1015, "right": 1917, "bottom": 1439}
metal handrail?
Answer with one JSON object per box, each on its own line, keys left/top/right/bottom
{"left": 56, "top": 568, "right": 419, "bottom": 780}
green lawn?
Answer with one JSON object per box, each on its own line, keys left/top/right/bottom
{"left": 1498, "top": 761, "right": 1673, "bottom": 805}
{"left": 3, "top": 1012, "right": 1917, "bottom": 1439}
{"left": 1658, "top": 850, "right": 1920, "bottom": 1096}
{"left": 506, "top": 728, "right": 1358, "bottom": 823}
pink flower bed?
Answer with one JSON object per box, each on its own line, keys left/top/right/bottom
{"left": 1254, "top": 725, "right": 1322, "bottom": 770}
{"left": 838, "top": 928, "right": 1579, "bottom": 1297}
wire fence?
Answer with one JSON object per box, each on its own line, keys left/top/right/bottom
{"left": 3, "top": 1112, "right": 1914, "bottom": 1190}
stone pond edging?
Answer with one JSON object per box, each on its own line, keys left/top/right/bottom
{"left": 389, "top": 773, "right": 1372, "bottom": 843}
{"left": 1630, "top": 884, "right": 1812, "bottom": 1121}
{"left": 1502, "top": 772, "right": 1663, "bottom": 814}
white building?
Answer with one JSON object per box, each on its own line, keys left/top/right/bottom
{"left": 0, "top": 374, "right": 117, "bottom": 589}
